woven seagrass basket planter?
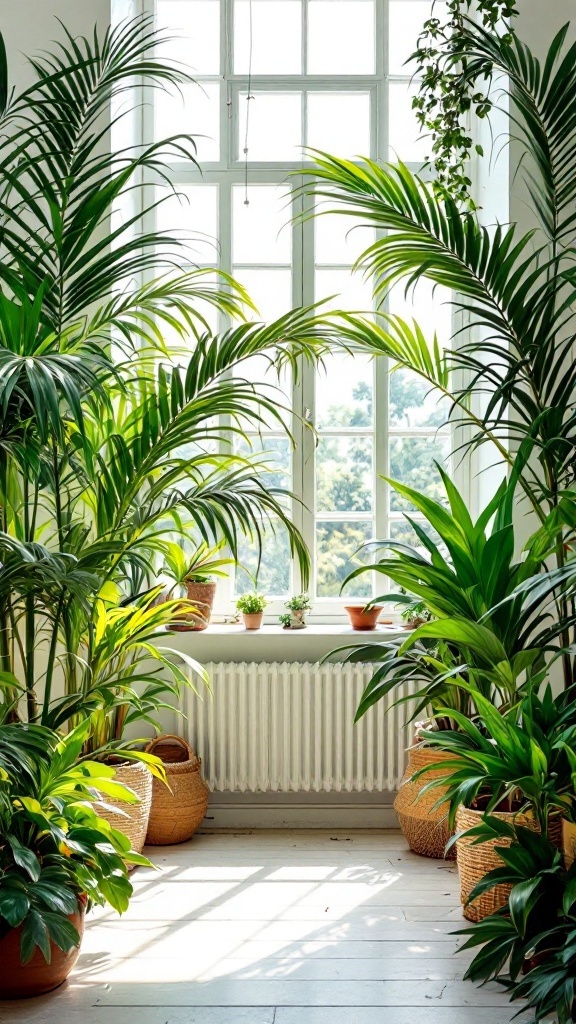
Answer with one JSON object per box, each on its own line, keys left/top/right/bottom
{"left": 145, "top": 734, "right": 209, "bottom": 845}
{"left": 394, "top": 744, "right": 456, "bottom": 859}
{"left": 97, "top": 761, "right": 152, "bottom": 864}
{"left": 456, "top": 805, "right": 563, "bottom": 922}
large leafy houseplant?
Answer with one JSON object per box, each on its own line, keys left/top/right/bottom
{"left": 0, "top": 721, "right": 149, "bottom": 972}
{"left": 0, "top": 17, "right": 330, "bottom": 741}
{"left": 306, "top": 20, "right": 576, "bottom": 738}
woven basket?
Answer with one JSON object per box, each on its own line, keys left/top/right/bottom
{"left": 97, "top": 761, "right": 152, "bottom": 863}
{"left": 456, "top": 806, "right": 563, "bottom": 922}
{"left": 394, "top": 744, "right": 456, "bottom": 859}
{"left": 145, "top": 734, "right": 209, "bottom": 845}
{"left": 563, "top": 819, "right": 576, "bottom": 869}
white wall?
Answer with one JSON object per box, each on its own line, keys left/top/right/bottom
{"left": 1, "top": 1, "right": 111, "bottom": 92}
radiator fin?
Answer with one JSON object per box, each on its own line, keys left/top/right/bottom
{"left": 181, "top": 661, "right": 416, "bottom": 793}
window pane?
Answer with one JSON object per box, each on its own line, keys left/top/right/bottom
{"left": 316, "top": 520, "right": 374, "bottom": 598}
{"left": 233, "top": 355, "right": 292, "bottom": 430}
{"left": 236, "top": 436, "right": 292, "bottom": 492}
{"left": 235, "top": 269, "right": 292, "bottom": 323}
{"left": 233, "top": 186, "right": 292, "bottom": 264}
{"left": 389, "top": 517, "right": 441, "bottom": 553}
{"left": 155, "top": 82, "right": 220, "bottom": 162}
{"left": 157, "top": 0, "right": 220, "bottom": 74}
{"left": 316, "top": 354, "right": 373, "bottom": 430}
{"left": 315, "top": 268, "right": 374, "bottom": 313}
{"left": 239, "top": 92, "right": 302, "bottom": 161}
{"left": 235, "top": 526, "right": 291, "bottom": 597}
{"left": 388, "top": 1, "right": 447, "bottom": 76}
{"left": 307, "top": 93, "right": 371, "bottom": 159}
{"left": 315, "top": 212, "right": 374, "bottom": 265}
{"left": 390, "top": 369, "right": 449, "bottom": 429}
{"left": 388, "top": 81, "right": 427, "bottom": 163}
{"left": 389, "top": 436, "right": 451, "bottom": 510}
{"left": 308, "top": 1, "right": 375, "bottom": 74}
{"left": 235, "top": 0, "right": 302, "bottom": 73}
{"left": 317, "top": 437, "right": 373, "bottom": 513}
{"left": 156, "top": 185, "right": 219, "bottom": 263}
{"left": 388, "top": 279, "right": 453, "bottom": 346}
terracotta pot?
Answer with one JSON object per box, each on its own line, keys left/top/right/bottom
{"left": 242, "top": 611, "right": 264, "bottom": 630}
{"left": 344, "top": 604, "right": 384, "bottom": 630}
{"left": 172, "top": 580, "right": 217, "bottom": 631}
{"left": 563, "top": 818, "right": 576, "bottom": 869}
{"left": 0, "top": 905, "right": 85, "bottom": 998}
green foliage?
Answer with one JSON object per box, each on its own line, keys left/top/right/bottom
{"left": 0, "top": 17, "right": 333, "bottom": 734}
{"left": 416, "top": 686, "right": 576, "bottom": 833}
{"left": 236, "top": 592, "right": 267, "bottom": 614}
{"left": 0, "top": 722, "right": 151, "bottom": 963}
{"left": 163, "top": 540, "right": 234, "bottom": 586}
{"left": 456, "top": 820, "right": 571, "bottom": 984}
{"left": 412, "top": 3, "right": 518, "bottom": 202}
{"left": 285, "top": 593, "right": 312, "bottom": 612}
{"left": 279, "top": 613, "right": 292, "bottom": 628}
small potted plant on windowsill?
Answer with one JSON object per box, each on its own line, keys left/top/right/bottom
{"left": 163, "top": 540, "right": 234, "bottom": 631}
{"left": 344, "top": 602, "right": 385, "bottom": 630}
{"left": 279, "top": 593, "right": 312, "bottom": 629}
{"left": 236, "top": 592, "right": 267, "bottom": 630}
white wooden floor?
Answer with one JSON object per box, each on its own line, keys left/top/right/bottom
{"left": 0, "top": 830, "right": 532, "bottom": 1024}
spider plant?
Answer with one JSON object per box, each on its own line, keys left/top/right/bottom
{"left": 305, "top": 18, "right": 576, "bottom": 690}
{"left": 0, "top": 17, "right": 332, "bottom": 736}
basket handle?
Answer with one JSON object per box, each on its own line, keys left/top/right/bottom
{"left": 146, "top": 733, "right": 195, "bottom": 757}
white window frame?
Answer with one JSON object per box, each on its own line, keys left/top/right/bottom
{"left": 140, "top": 0, "right": 467, "bottom": 623}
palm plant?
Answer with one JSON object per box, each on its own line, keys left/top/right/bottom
{"left": 305, "top": 18, "right": 576, "bottom": 690}
{"left": 0, "top": 17, "right": 332, "bottom": 736}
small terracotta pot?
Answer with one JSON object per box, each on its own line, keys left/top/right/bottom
{"left": 0, "top": 905, "right": 85, "bottom": 998}
{"left": 172, "top": 580, "right": 217, "bottom": 631}
{"left": 242, "top": 611, "right": 264, "bottom": 630}
{"left": 344, "top": 604, "right": 384, "bottom": 630}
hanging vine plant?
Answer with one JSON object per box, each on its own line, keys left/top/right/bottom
{"left": 411, "top": 0, "right": 519, "bottom": 203}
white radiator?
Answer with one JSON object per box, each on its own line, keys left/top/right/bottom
{"left": 181, "top": 662, "right": 416, "bottom": 794}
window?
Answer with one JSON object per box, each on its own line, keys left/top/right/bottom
{"left": 149, "top": 0, "right": 455, "bottom": 619}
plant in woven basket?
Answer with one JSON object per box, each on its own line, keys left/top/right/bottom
{"left": 416, "top": 686, "right": 576, "bottom": 836}
{"left": 0, "top": 720, "right": 151, "bottom": 967}
{"left": 456, "top": 819, "right": 574, "bottom": 986}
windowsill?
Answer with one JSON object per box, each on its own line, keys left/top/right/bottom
{"left": 166, "top": 622, "right": 402, "bottom": 664}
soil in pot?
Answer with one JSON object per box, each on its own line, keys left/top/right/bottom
{"left": 0, "top": 904, "right": 85, "bottom": 998}
{"left": 171, "top": 580, "right": 217, "bottom": 631}
{"left": 242, "top": 611, "right": 264, "bottom": 630}
{"left": 345, "top": 604, "right": 384, "bottom": 630}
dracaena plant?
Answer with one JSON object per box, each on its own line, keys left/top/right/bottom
{"left": 336, "top": 473, "right": 556, "bottom": 728}
{"left": 416, "top": 686, "right": 576, "bottom": 834}
{"left": 456, "top": 819, "right": 574, "bottom": 985}
{"left": 0, "top": 17, "right": 332, "bottom": 734}
{"left": 0, "top": 721, "right": 152, "bottom": 964}
{"left": 305, "top": 18, "right": 576, "bottom": 692}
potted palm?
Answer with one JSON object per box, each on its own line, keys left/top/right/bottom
{"left": 0, "top": 16, "right": 330, "bottom": 758}
{"left": 163, "top": 541, "right": 235, "bottom": 631}
{"left": 236, "top": 592, "right": 268, "bottom": 630}
{"left": 0, "top": 721, "right": 150, "bottom": 998}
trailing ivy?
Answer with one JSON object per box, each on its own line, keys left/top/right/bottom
{"left": 411, "top": 0, "right": 518, "bottom": 203}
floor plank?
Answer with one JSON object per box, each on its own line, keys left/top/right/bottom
{"left": 0, "top": 830, "right": 527, "bottom": 1023}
